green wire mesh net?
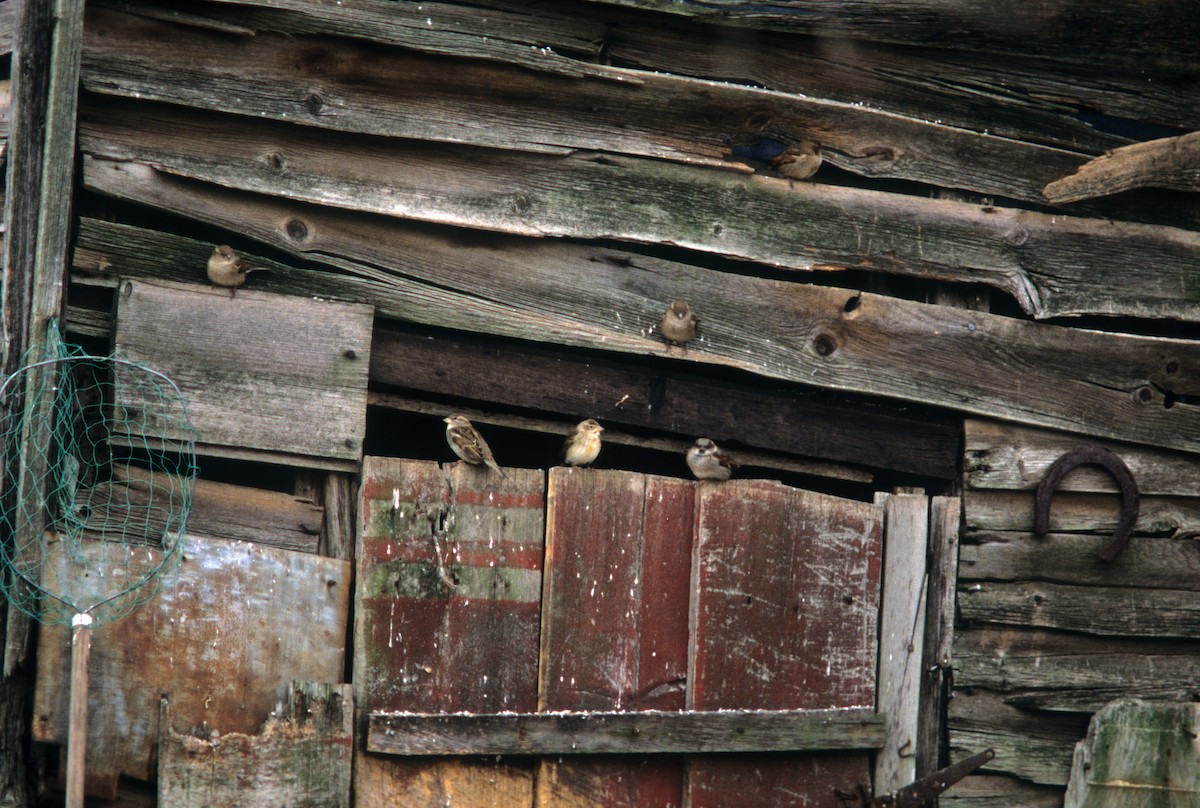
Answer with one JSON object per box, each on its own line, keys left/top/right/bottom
{"left": 0, "top": 322, "right": 197, "bottom": 627}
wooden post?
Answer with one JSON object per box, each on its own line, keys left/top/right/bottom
{"left": 917, "top": 496, "right": 961, "bottom": 780}
{"left": 65, "top": 614, "right": 92, "bottom": 808}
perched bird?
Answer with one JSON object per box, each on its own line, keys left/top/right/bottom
{"left": 562, "top": 419, "right": 604, "bottom": 467}
{"left": 207, "top": 245, "right": 266, "bottom": 294}
{"left": 771, "top": 140, "right": 822, "bottom": 181}
{"left": 443, "top": 414, "right": 506, "bottom": 478}
{"left": 658, "top": 300, "right": 698, "bottom": 347}
{"left": 687, "top": 438, "right": 739, "bottom": 481}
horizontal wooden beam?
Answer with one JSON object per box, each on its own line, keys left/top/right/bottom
{"left": 367, "top": 708, "right": 885, "bottom": 756}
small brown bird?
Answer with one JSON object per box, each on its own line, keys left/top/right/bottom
{"left": 771, "top": 140, "right": 822, "bottom": 181}
{"left": 207, "top": 245, "right": 266, "bottom": 294}
{"left": 658, "top": 300, "right": 698, "bottom": 347}
{"left": 687, "top": 438, "right": 739, "bottom": 481}
{"left": 562, "top": 419, "right": 604, "bottom": 467}
{"left": 443, "top": 414, "right": 506, "bottom": 478}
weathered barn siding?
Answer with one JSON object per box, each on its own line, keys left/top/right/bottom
{"left": 0, "top": 1, "right": 1198, "bottom": 806}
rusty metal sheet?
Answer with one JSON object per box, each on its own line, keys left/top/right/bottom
{"left": 33, "top": 534, "right": 351, "bottom": 796}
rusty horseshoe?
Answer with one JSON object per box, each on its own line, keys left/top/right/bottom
{"left": 1034, "top": 446, "right": 1139, "bottom": 562}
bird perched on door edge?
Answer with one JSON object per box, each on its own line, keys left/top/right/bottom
{"left": 658, "top": 300, "right": 698, "bottom": 347}
{"left": 443, "top": 414, "right": 506, "bottom": 478}
{"left": 562, "top": 419, "right": 604, "bottom": 467}
{"left": 687, "top": 438, "right": 739, "bottom": 481}
{"left": 207, "top": 245, "right": 267, "bottom": 295}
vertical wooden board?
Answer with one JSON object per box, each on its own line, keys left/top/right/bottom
{"left": 686, "top": 481, "right": 883, "bottom": 806}
{"left": 158, "top": 682, "right": 353, "bottom": 808}
{"left": 354, "top": 457, "right": 543, "bottom": 807}
{"left": 535, "top": 468, "right": 693, "bottom": 808}
{"left": 32, "top": 535, "right": 351, "bottom": 794}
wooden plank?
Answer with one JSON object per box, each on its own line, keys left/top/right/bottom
{"left": 952, "top": 627, "right": 1200, "bottom": 713}
{"left": 80, "top": 6, "right": 1088, "bottom": 203}
{"left": 918, "top": 496, "right": 959, "bottom": 779}
{"left": 536, "top": 468, "right": 692, "bottom": 807}
{"left": 32, "top": 534, "right": 351, "bottom": 795}
{"left": 962, "top": 491, "right": 1200, "bottom": 535}
{"left": 320, "top": 472, "right": 357, "bottom": 560}
{"left": 353, "top": 457, "right": 542, "bottom": 808}
{"left": 158, "top": 682, "right": 352, "bottom": 808}
{"left": 79, "top": 102, "right": 1200, "bottom": 324}
{"left": 368, "top": 709, "right": 886, "bottom": 755}
{"left": 941, "top": 774, "right": 1064, "bottom": 808}
{"left": 78, "top": 169, "right": 1200, "bottom": 458}
{"left": 1063, "top": 700, "right": 1200, "bottom": 807}
{"left": 960, "top": 532, "right": 1200, "bottom": 591}
{"left": 959, "top": 580, "right": 1200, "bottom": 639}
{"left": 947, "top": 689, "right": 1089, "bottom": 786}
{"left": 965, "top": 419, "right": 1200, "bottom": 496}
{"left": 686, "top": 481, "right": 882, "bottom": 805}
{"left": 114, "top": 279, "right": 372, "bottom": 470}
{"left": 875, "top": 492, "right": 929, "bottom": 792}
{"left": 1045, "top": 131, "right": 1200, "bottom": 203}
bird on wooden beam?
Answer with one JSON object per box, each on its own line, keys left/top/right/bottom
{"left": 657, "top": 300, "right": 698, "bottom": 348}
{"left": 687, "top": 438, "right": 739, "bottom": 481}
{"left": 562, "top": 419, "right": 604, "bottom": 467}
{"left": 443, "top": 414, "right": 506, "bottom": 478}
{"left": 207, "top": 245, "right": 267, "bottom": 296}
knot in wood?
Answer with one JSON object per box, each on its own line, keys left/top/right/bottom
{"left": 812, "top": 333, "right": 838, "bottom": 357}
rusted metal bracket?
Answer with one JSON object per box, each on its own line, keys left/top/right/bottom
{"left": 836, "top": 748, "right": 995, "bottom": 807}
{"left": 1034, "top": 446, "right": 1140, "bottom": 562}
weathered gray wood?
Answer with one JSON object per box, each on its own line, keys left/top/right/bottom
{"left": 960, "top": 532, "right": 1200, "bottom": 591}
{"left": 941, "top": 774, "right": 1064, "bottom": 808}
{"left": 33, "top": 535, "right": 351, "bottom": 794}
{"left": 158, "top": 682, "right": 352, "bottom": 808}
{"left": 81, "top": 6, "right": 1087, "bottom": 203}
{"left": 875, "top": 492, "right": 928, "bottom": 793}
{"left": 368, "top": 709, "right": 885, "bottom": 755}
{"left": 114, "top": 279, "right": 372, "bottom": 470}
{"left": 953, "top": 628, "right": 1200, "bottom": 712}
{"left": 918, "top": 496, "right": 960, "bottom": 779}
{"left": 1063, "top": 700, "right": 1200, "bottom": 807}
{"left": 78, "top": 103, "right": 1200, "bottom": 323}
{"left": 962, "top": 491, "right": 1200, "bottom": 535}
{"left": 947, "top": 688, "right": 1090, "bottom": 786}
{"left": 1045, "top": 132, "right": 1200, "bottom": 204}
{"left": 78, "top": 165, "right": 1200, "bottom": 457}
{"left": 320, "top": 472, "right": 357, "bottom": 560}
{"left": 580, "top": 0, "right": 1200, "bottom": 71}
{"left": 965, "top": 419, "right": 1200, "bottom": 496}
{"left": 959, "top": 581, "right": 1200, "bottom": 639}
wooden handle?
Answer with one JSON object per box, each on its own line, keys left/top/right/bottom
{"left": 65, "top": 615, "right": 93, "bottom": 808}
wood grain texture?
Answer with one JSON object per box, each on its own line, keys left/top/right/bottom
{"left": 32, "top": 535, "right": 351, "bottom": 791}
{"left": 940, "top": 774, "right": 1064, "bottom": 808}
{"left": 79, "top": 164, "right": 1200, "bottom": 457}
{"left": 114, "top": 278, "right": 372, "bottom": 469}
{"left": 1045, "top": 131, "right": 1200, "bottom": 204}
{"left": 81, "top": 6, "right": 1086, "bottom": 203}
{"left": 687, "top": 480, "right": 882, "bottom": 805}
{"left": 354, "top": 457, "right": 543, "bottom": 807}
{"left": 158, "top": 683, "right": 352, "bottom": 808}
{"left": 962, "top": 491, "right": 1200, "bottom": 535}
{"left": 537, "top": 469, "right": 693, "bottom": 807}
{"left": 918, "top": 496, "right": 959, "bottom": 779}
{"left": 78, "top": 101, "right": 1200, "bottom": 324}
{"left": 369, "top": 709, "right": 885, "bottom": 756}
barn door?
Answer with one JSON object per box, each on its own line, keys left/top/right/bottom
{"left": 356, "top": 459, "right": 889, "bottom": 807}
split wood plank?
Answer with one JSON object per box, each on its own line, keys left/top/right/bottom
{"left": 962, "top": 491, "right": 1200, "bottom": 535}
{"left": 78, "top": 168, "right": 1200, "bottom": 458}
{"left": 1063, "top": 699, "right": 1200, "bottom": 807}
{"left": 1045, "top": 131, "right": 1200, "bottom": 204}
{"left": 959, "top": 532, "right": 1200, "bottom": 591}
{"left": 368, "top": 709, "right": 886, "bottom": 755}
{"left": 686, "top": 480, "right": 882, "bottom": 806}
{"left": 579, "top": 0, "right": 1200, "bottom": 72}
{"left": 114, "top": 278, "right": 371, "bottom": 470}
{"left": 353, "top": 457, "right": 543, "bottom": 808}
{"left": 952, "top": 627, "right": 1200, "bottom": 713}
{"left": 81, "top": 6, "right": 1086, "bottom": 203}
{"left": 940, "top": 774, "right": 1065, "bottom": 808}
{"left": 157, "top": 682, "right": 352, "bottom": 808}
{"left": 947, "top": 689, "right": 1088, "bottom": 787}
{"left": 32, "top": 534, "right": 351, "bottom": 797}
{"left": 965, "top": 419, "right": 1200, "bottom": 496}
{"left": 537, "top": 468, "right": 693, "bottom": 807}
{"left": 78, "top": 102, "right": 1200, "bottom": 324}
{"left": 918, "top": 496, "right": 960, "bottom": 780}
{"left": 874, "top": 492, "right": 929, "bottom": 793}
